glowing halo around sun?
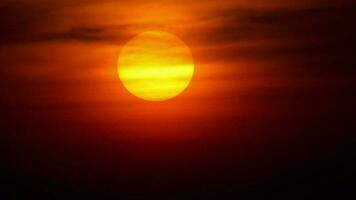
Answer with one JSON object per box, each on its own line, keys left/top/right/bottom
{"left": 118, "top": 31, "right": 194, "bottom": 101}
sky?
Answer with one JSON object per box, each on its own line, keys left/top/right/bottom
{"left": 1, "top": 0, "right": 356, "bottom": 198}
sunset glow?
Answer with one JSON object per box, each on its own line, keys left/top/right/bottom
{"left": 2, "top": 0, "right": 354, "bottom": 197}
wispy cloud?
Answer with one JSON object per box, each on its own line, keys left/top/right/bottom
{"left": 0, "top": 0, "right": 355, "bottom": 111}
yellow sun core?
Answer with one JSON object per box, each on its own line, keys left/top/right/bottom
{"left": 118, "top": 31, "right": 194, "bottom": 101}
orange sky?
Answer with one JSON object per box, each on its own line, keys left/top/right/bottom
{"left": 2, "top": 0, "right": 356, "bottom": 198}
{"left": 1, "top": 0, "right": 355, "bottom": 139}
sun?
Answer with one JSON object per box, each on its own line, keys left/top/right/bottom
{"left": 118, "top": 31, "right": 194, "bottom": 101}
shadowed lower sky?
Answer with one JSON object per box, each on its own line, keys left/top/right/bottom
{"left": 1, "top": 0, "right": 355, "bottom": 198}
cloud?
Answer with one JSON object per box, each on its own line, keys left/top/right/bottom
{"left": 1, "top": 1, "right": 355, "bottom": 46}
{"left": 188, "top": 4, "right": 356, "bottom": 75}
{"left": 36, "top": 25, "right": 133, "bottom": 44}
{"left": 190, "top": 4, "right": 356, "bottom": 44}
{"left": 1, "top": 0, "right": 355, "bottom": 76}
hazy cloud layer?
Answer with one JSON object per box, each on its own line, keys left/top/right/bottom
{"left": 1, "top": 0, "right": 355, "bottom": 108}
{"left": 1, "top": 1, "right": 355, "bottom": 45}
